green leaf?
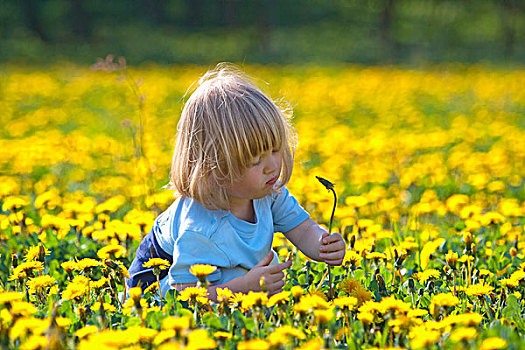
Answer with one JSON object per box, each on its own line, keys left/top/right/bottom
{"left": 202, "top": 312, "right": 223, "bottom": 330}
{"left": 369, "top": 280, "right": 379, "bottom": 292}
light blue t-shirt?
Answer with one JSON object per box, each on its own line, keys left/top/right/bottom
{"left": 153, "top": 186, "right": 309, "bottom": 291}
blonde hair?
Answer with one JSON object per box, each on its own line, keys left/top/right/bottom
{"left": 170, "top": 63, "right": 297, "bottom": 211}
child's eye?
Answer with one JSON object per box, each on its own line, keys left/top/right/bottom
{"left": 251, "top": 158, "right": 261, "bottom": 167}
{"left": 272, "top": 149, "right": 280, "bottom": 153}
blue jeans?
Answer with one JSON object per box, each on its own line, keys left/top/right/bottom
{"left": 127, "top": 230, "right": 173, "bottom": 290}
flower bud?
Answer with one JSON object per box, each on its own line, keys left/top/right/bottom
{"left": 12, "top": 254, "right": 18, "bottom": 268}
{"left": 259, "top": 277, "right": 267, "bottom": 293}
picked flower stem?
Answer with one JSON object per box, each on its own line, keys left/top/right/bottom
{"left": 316, "top": 176, "right": 337, "bottom": 301}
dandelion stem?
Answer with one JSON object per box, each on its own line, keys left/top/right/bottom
{"left": 316, "top": 176, "right": 337, "bottom": 301}
{"left": 157, "top": 274, "right": 162, "bottom": 309}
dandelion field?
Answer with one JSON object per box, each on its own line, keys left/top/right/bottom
{"left": 1, "top": 61, "right": 525, "bottom": 349}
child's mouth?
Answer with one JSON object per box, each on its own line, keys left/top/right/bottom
{"left": 266, "top": 176, "right": 278, "bottom": 185}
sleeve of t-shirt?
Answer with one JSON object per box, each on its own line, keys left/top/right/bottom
{"left": 169, "top": 230, "right": 229, "bottom": 284}
{"left": 271, "top": 186, "right": 310, "bottom": 233}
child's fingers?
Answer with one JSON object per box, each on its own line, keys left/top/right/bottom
{"left": 266, "top": 279, "right": 285, "bottom": 294}
{"left": 320, "top": 240, "right": 345, "bottom": 253}
{"left": 320, "top": 251, "right": 344, "bottom": 261}
{"left": 267, "top": 270, "right": 285, "bottom": 282}
{"left": 266, "top": 260, "right": 292, "bottom": 273}
{"left": 321, "top": 233, "right": 343, "bottom": 245}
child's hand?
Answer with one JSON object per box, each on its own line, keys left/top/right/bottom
{"left": 244, "top": 251, "right": 292, "bottom": 295}
{"left": 319, "top": 232, "right": 345, "bottom": 266}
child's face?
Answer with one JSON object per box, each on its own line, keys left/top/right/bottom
{"left": 227, "top": 150, "right": 282, "bottom": 206}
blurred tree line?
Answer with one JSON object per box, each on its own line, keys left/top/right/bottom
{"left": 0, "top": 0, "right": 523, "bottom": 65}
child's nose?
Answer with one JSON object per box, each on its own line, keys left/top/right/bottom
{"left": 264, "top": 153, "right": 280, "bottom": 174}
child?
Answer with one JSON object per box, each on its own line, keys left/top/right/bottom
{"left": 127, "top": 63, "right": 346, "bottom": 301}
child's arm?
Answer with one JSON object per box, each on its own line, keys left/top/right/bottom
{"left": 284, "top": 218, "right": 346, "bottom": 265}
{"left": 173, "top": 251, "right": 291, "bottom": 302}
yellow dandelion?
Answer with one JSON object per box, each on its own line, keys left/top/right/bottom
{"left": 449, "top": 327, "right": 477, "bottom": 342}
{"left": 480, "top": 337, "right": 508, "bottom": 350}
{"left": 350, "top": 284, "right": 373, "bottom": 306}
{"left": 313, "top": 307, "right": 334, "bottom": 324}
{"left": 238, "top": 339, "right": 270, "bottom": 350}
{"left": 268, "top": 325, "right": 305, "bottom": 346}
{"left": 213, "top": 331, "right": 232, "bottom": 340}
{"left": 92, "top": 302, "right": 117, "bottom": 313}
{"left": 420, "top": 238, "right": 445, "bottom": 270}
{"left": 178, "top": 286, "right": 209, "bottom": 304}
{"left": 142, "top": 258, "right": 170, "bottom": 270}
{"left": 153, "top": 329, "right": 176, "bottom": 345}
{"left": 415, "top": 269, "right": 441, "bottom": 284}
{"left": 76, "top": 258, "right": 101, "bottom": 271}
{"left": 128, "top": 287, "right": 143, "bottom": 302}
{"left": 267, "top": 290, "right": 291, "bottom": 307}
{"left": 343, "top": 250, "right": 362, "bottom": 266}
{"left": 431, "top": 293, "right": 459, "bottom": 308}
{"left": 9, "top": 261, "right": 44, "bottom": 281}
{"left": 162, "top": 316, "right": 191, "bottom": 331}
{"left": 189, "top": 264, "right": 217, "bottom": 279}
{"left": 27, "top": 275, "right": 56, "bottom": 294}
{"left": 339, "top": 277, "right": 361, "bottom": 294}
{"left": 75, "top": 325, "right": 99, "bottom": 339}
{"left": 97, "top": 244, "right": 126, "bottom": 260}
{"left": 2, "top": 196, "right": 29, "bottom": 211}
{"left": 465, "top": 282, "right": 494, "bottom": 297}
{"left": 410, "top": 329, "right": 440, "bottom": 348}
{"left": 216, "top": 287, "right": 234, "bottom": 304}
{"left": 61, "top": 260, "right": 78, "bottom": 274}
{"left": 23, "top": 244, "right": 50, "bottom": 262}
{"left": 334, "top": 296, "right": 358, "bottom": 310}
{"left": 241, "top": 291, "right": 268, "bottom": 309}
{"left": 62, "top": 275, "right": 90, "bottom": 301}
{"left": 366, "top": 252, "right": 387, "bottom": 260}
{"left": 20, "top": 335, "right": 48, "bottom": 350}
{"left": 91, "top": 277, "right": 109, "bottom": 290}
{"left": 186, "top": 329, "right": 216, "bottom": 349}
{"left": 10, "top": 301, "right": 37, "bottom": 316}
{"left": 290, "top": 285, "right": 304, "bottom": 299}
{"left": 445, "top": 250, "right": 458, "bottom": 268}
{"left": 0, "top": 291, "right": 24, "bottom": 304}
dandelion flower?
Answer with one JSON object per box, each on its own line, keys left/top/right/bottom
{"left": 10, "top": 301, "right": 37, "bottom": 316}
{"left": 480, "top": 337, "right": 508, "bottom": 350}
{"left": 415, "top": 269, "right": 441, "bottom": 284}
{"left": 97, "top": 244, "right": 126, "bottom": 259}
{"left": 213, "top": 331, "right": 232, "bottom": 340}
{"left": 189, "top": 264, "right": 217, "bottom": 279}
{"left": 23, "top": 244, "right": 50, "bottom": 262}
{"left": 216, "top": 287, "right": 234, "bottom": 304}
{"left": 465, "top": 282, "right": 494, "bottom": 297}
{"left": 238, "top": 339, "right": 269, "bottom": 350}
{"left": 162, "top": 316, "right": 191, "bottom": 331}
{"left": 142, "top": 258, "right": 170, "bottom": 270}
{"left": 267, "top": 290, "right": 291, "bottom": 307}
{"left": 420, "top": 238, "right": 445, "bottom": 270}
{"left": 334, "top": 296, "right": 358, "bottom": 310}
{"left": 27, "top": 275, "right": 56, "bottom": 294}
{"left": 9, "top": 261, "right": 44, "bottom": 281}
{"left": 0, "top": 291, "right": 24, "bottom": 304}
{"left": 268, "top": 325, "right": 305, "bottom": 346}
{"left": 241, "top": 291, "right": 268, "bottom": 309}
{"left": 366, "top": 252, "right": 387, "bottom": 260}
{"left": 313, "top": 307, "right": 334, "bottom": 324}
{"left": 449, "top": 327, "right": 477, "bottom": 342}
{"left": 178, "top": 286, "right": 209, "bottom": 304}
{"left": 186, "top": 329, "right": 216, "bottom": 349}
{"left": 75, "top": 325, "right": 98, "bottom": 339}
{"left": 76, "top": 258, "right": 101, "bottom": 271}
